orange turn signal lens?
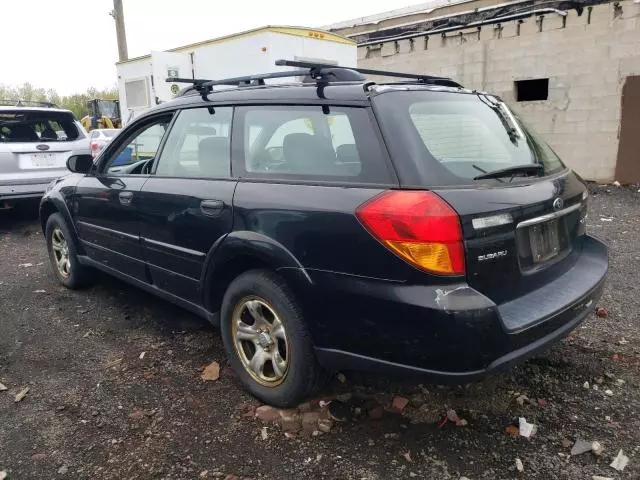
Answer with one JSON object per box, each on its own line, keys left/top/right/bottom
{"left": 385, "top": 241, "right": 461, "bottom": 275}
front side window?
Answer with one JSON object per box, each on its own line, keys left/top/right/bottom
{"left": 104, "top": 117, "right": 170, "bottom": 173}
{"left": 155, "top": 107, "right": 232, "bottom": 178}
{"left": 238, "top": 106, "right": 390, "bottom": 183}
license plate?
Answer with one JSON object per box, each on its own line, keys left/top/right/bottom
{"left": 21, "top": 153, "right": 59, "bottom": 169}
{"left": 528, "top": 219, "right": 561, "bottom": 263}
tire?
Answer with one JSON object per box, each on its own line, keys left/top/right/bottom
{"left": 220, "top": 269, "right": 321, "bottom": 407}
{"left": 45, "top": 213, "right": 93, "bottom": 289}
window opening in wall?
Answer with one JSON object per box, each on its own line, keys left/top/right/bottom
{"left": 515, "top": 78, "right": 549, "bottom": 102}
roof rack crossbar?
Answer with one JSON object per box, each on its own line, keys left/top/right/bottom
{"left": 168, "top": 66, "right": 366, "bottom": 99}
{"left": 166, "top": 77, "right": 212, "bottom": 85}
{"left": 204, "top": 69, "right": 311, "bottom": 87}
{"left": 275, "top": 59, "right": 462, "bottom": 88}
{"left": 166, "top": 77, "right": 216, "bottom": 100}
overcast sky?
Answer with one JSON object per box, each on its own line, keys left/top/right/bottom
{"left": 3, "top": 0, "right": 430, "bottom": 95}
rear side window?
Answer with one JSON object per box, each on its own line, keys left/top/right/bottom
{"left": 0, "top": 110, "right": 81, "bottom": 142}
{"left": 235, "top": 106, "right": 392, "bottom": 184}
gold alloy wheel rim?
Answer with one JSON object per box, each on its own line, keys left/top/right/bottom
{"left": 51, "top": 227, "right": 71, "bottom": 278}
{"left": 231, "top": 296, "right": 290, "bottom": 387}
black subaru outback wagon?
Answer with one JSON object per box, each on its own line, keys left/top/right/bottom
{"left": 40, "top": 60, "right": 608, "bottom": 407}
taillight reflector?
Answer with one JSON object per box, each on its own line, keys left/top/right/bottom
{"left": 356, "top": 190, "right": 465, "bottom": 275}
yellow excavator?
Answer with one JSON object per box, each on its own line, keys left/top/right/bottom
{"left": 81, "top": 99, "right": 122, "bottom": 131}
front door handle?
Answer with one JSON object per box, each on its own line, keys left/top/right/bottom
{"left": 119, "top": 191, "right": 134, "bottom": 206}
{"left": 200, "top": 199, "right": 224, "bottom": 216}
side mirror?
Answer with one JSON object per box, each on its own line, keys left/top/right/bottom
{"left": 66, "top": 154, "right": 94, "bottom": 174}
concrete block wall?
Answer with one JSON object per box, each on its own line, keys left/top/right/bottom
{"left": 356, "top": 0, "right": 640, "bottom": 181}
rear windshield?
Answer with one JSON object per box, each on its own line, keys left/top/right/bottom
{"left": 0, "top": 110, "right": 81, "bottom": 143}
{"left": 373, "top": 90, "right": 565, "bottom": 186}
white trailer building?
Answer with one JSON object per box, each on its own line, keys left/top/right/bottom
{"left": 116, "top": 26, "right": 356, "bottom": 124}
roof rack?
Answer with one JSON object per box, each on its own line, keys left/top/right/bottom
{"left": 275, "top": 59, "right": 462, "bottom": 88}
{"left": 166, "top": 59, "right": 462, "bottom": 100}
{"left": 167, "top": 65, "right": 366, "bottom": 100}
{"left": 0, "top": 99, "right": 58, "bottom": 108}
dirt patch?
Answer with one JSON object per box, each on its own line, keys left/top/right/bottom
{"left": 1, "top": 188, "right": 639, "bottom": 479}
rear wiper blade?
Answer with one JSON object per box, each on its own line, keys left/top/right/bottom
{"left": 473, "top": 164, "right": 543, "bottom": 180}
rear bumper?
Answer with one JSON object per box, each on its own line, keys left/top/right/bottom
{"left": 309, "top": 235, "right": 608, "bottom": 380}
{"left": 0, "top": 180, "right": 54, "bottom": 201}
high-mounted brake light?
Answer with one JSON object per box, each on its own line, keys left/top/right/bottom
{"left": 356, "top": 191, "right": 465, "bottom": 275}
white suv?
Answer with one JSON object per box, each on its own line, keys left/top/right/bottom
{"left": 0, "top": 102, "right": 90, "bottom": 207}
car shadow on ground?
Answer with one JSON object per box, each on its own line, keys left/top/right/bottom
{"left": 0, "top": 200, "right": 41, "bottom": 232}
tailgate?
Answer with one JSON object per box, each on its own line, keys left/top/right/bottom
{"left": 435, "top": 170, "right": 588, "bottom": 306}
{"left": 1, "top": 109, "right": 88, "bottom": 181}
{"left": 0, "top": 142, "right": 76, "bottom": 182}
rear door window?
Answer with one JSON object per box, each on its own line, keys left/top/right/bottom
{"left": 0, "top": 110, "right": 81, "bottom": 142}
{"left": 235, "top": 105, "right": 393, "bottom": 184}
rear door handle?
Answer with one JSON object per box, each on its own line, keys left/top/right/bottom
{"left": 200, "top": 199, "right": 224, "bottom": 216}
{"left": 119, "top": 191, "right": 134, "bottom": 206}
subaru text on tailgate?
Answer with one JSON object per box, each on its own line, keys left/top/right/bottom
{"left": 1, "top": 101, "right": 89, "bottom": 208}
{"left": 39, "top": 60, "right": 608, "bottom": 406}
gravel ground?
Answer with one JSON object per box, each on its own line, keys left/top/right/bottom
{"left": 0, "top": 187, "right": 639, "bottom": 480}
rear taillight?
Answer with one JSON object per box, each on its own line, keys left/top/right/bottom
{"left": 90, "top": 142, "right": 100, "bottom": 157}
{"left": 356, "top": 190, "right": 465, "bottom": 275}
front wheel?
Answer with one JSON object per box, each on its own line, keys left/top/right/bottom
{"left": 220, "top": 270, "right": 321, "bottom": 407}
{"left": 45, "top": 213, "right": 93, "bottom": 289}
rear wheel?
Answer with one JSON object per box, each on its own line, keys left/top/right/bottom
{"left": 220, "top": 269, "right": 320, "bottom": 407}
{"left": 45, "top": 213, "right": 92, "bottom": 289}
